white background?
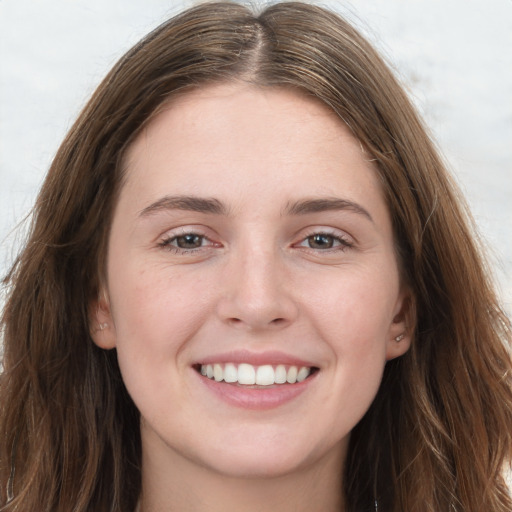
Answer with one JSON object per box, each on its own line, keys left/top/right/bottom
{"left": 1, "top": 0, "right": 511, "bottom": 313}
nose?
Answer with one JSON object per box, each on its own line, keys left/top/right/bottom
{"left": 216, "top": 244, "right": 299, "bottom": 331}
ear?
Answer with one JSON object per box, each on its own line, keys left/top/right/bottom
{"left": 89, "top": 289, "right": 117, "bottom": 349}
{"left": 386, "top": 288, "right": 415, "bottom": 361}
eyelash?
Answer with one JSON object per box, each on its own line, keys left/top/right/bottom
{"left": 158, "top": 228, "right": 354, "bottom": 255}
{"left": 158, "top": 231, "right": 215, "bottom": 254}
{"left": 295, "top": 230, "right": 354, "bottom": 252}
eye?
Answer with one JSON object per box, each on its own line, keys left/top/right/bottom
{"left": 296, "top": 231, "right": 353, "bottom": 251}
{"left": 158, "top": 231, "right": 217, "bottom": 253}
{"left": 172, "top": 233, "right": 205, "bottom": 249}
{"left": 306, "top": 234, "right": 337, "bottom": 249}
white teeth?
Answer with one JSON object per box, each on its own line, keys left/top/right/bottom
{"left": 296, "top": 366, "right": 311, "bottom": 382}
{"left": 256, "top": 365, "right": 274, "bottom": 386}
{"left": 199, "top": 363, "right": 313, "bottom": 386}
{"left": 238, "top": 363, "right": 256, "bottom": 385}
{"left": 286, "top": 366, "right": 298, "bottom": 384}
{"left": 224, "top": 362, "right": 238, "bottom": 383}
{"left": 275, "top": 364, "right": 287, "bottom": 384}
{"left": 213, "top": 364, "right": 223, "bottom": 382}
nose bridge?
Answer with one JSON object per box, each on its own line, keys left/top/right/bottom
{"left": 217, "top": 237, "right": 298, "bottom": 329}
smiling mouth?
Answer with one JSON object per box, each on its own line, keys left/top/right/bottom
{"left": 195, "top": 363, "right": 318, "bottom": 386}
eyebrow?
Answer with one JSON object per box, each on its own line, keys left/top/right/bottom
{"left": 139, "top": 195, "right": 227, "bottom": 217}
{"left": 284, "top": 197, "right": 374, "bottom": 222}
{"left": 138, "top": 194, "right": 373, "bottom": 222}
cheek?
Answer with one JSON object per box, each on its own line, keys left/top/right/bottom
{"left": 110, "top": 259, "right": 212, "bottom": 336}
{"left": 107, "top": 265, "right": 211, "bottom": 391}
{"left": 308, "top": 264, "right": 399, "bottom": 344}
{"left": 307, "top": 266, "right": 398, "bottom": 407}
{"left": 321, "top": 321, "right": 389, "bottom": 435}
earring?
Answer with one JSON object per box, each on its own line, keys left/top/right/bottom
{"left": 99, "top": 322, "right": 109, "bottom": 331}
{"left": 395, "top": 333, "right": 405, "bottom": 342}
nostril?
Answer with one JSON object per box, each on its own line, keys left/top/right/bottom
{"left": 226, "top": 317, "right": 287, "bottom": 328}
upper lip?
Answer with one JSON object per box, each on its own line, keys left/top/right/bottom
{"left": 195, "top": 349, "right": 317, "bottom": 368}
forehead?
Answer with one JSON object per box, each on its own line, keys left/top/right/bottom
{"left": 120, "top": 83, "right": 388, "bottom": 223}
{"left": 124, "top": 84, "right": 378, "bottom": 177}
{"left": 125, "top": 83, "right": 348, "bottom": 159}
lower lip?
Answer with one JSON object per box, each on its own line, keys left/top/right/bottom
{"left": 197, "top": 371, "right": 316, "bottom": 410}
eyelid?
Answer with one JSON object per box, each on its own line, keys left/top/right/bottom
{"left": 297, "top": 225, "right": 354, "bottom": 241}
{"left": 292, "top": 226, "right": 355, "bottom": 250}
{"left": 155, "top": 225, "right": 355, "bottom": 254}
{"left": 157, "top": 224, "right": 210, "bottom": 240}
{"left": 157, "top": 225, "right": 221, "bottom": 251}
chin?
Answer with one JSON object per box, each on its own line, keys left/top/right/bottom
{"left": 200, "top": 449, "right": 311, "bottom": 479}
{"left": 189, "top": 427, "right": 343, "bottom": 480}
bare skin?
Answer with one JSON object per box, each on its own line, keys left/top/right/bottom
{"left": 91, "top": 83, "right": 411, "bottom": 512}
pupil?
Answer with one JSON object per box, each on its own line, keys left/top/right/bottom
{"left": 177, "top": 234, "right": 202, "bottom": 248}
{"left": 309, "top": 234, "right": 333, "bottom": 249}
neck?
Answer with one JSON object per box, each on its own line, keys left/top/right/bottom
{"left": 139, "top": 435, "right": 345, "bottom": 512}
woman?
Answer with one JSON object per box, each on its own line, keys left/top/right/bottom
{"left": 1, "top": 2, "right": 511, "bottom": 511}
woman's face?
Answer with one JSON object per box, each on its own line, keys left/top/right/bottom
{"left": 92, "top": 84, "right": 411, "bottom": 479}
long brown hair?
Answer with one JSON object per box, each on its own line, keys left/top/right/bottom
{"left": 1, "top": 2, "right": 511, "bottom": 511}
